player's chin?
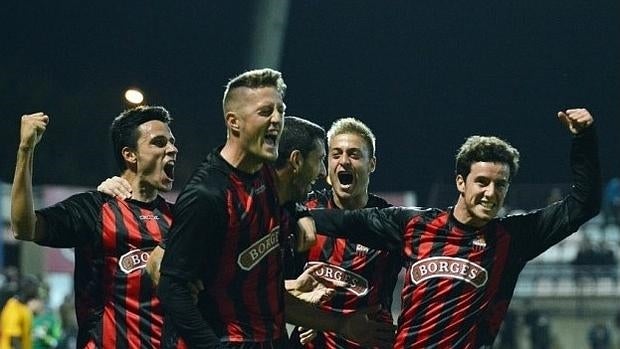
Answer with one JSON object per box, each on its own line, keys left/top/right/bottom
{"left": 158, "top": 181, "right": 173, "bottom": 193}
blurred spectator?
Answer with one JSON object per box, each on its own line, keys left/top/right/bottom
{"left": 573, "top": 238, "right": 597, "bottom": 284}
{"left": 546, "top": 186, "right": 564, "bottom": 206}
{"left": 0, "top": 274, "right": 40, "bottom": 349}
{"left": 56, "top": 294, "right": 76, "bottom": 349}
{"left": 30, "top": 287, "right": 62, "bottom": 349}
{"left": 525, "top": 309, "right": 553, "bottom": 349}
{"left": 0, "top": 266, "right": 21, "bottom": 310}
{"left": 588, "top": 322, "right": 611, "bottom": 349}
{"left": 603, "top": 177, "right": 620, "bottom": 227}
{"left": 496, "top": 309, "right": 517, "bottom": 349}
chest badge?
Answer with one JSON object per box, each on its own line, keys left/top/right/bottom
{"left": 472, "top": 235, "right": 487, "bottom": 250}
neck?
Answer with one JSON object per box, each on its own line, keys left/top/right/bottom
{"left": 121, "top": 171, "right": 158, "bottom": 202}
{"left": 274, "top": 167, "right": 292, "bottom": 204}
{"left": 220, "top": 142, "right": 263, "bottom": 174}
{"left": 452, "top": 198, "right": 483, "bottom": 228}
{"left": 333, "top": 191, "right": 368, "bottom": 210}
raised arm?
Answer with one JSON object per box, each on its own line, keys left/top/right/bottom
{"left": 556, "top": 108, "right": 601, "bottom": 222}
{"left": 510, "top": 108, "right": 601, "bottom": 258}
{"left": 11, "top": 113, "right": 50, "bottom": 242}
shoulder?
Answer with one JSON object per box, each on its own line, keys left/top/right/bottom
{"left": 305, "top": 189, "right": 331, "bottom": 208}
{"left": 367, "top": 193, "right": 392, "bottom": 208}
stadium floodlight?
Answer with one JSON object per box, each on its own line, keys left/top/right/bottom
{"left": 124, "top": 88, "right": 144, "bottom": 105}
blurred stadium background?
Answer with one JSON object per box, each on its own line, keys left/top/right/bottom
{"left": 0, "top": 1, "right": 618, "bottom": 348}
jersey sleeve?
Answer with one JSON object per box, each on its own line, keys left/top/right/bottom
{"left": 310, "top": 206, "right": 417, "bottom": 251}
{"left": 160, "top": 182, "right": 227, "bottom": 282}
{"left": 504, "top": 126, "right": 601, "bottom": 260}
{"left": 35, "top": 191, "right": 102, "bottom": 248}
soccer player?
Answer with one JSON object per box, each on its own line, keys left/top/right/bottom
{"left": 99, "top": 113, "right": 394, "bottom": 348}
{"left": 11, "top": 106, "right": 184, "bottom": 348}
{"left": 310, "top": 109, "right": 601, "bottom": 348}
{"left": 289, "top": 117, "right": 401, "bottom": 349}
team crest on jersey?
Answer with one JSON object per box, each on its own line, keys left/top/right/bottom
{"left": 355, "top": 244, "right": 369, "bottom": 257}
{"left": 118, "top": 249, "right": 152, "bottom": 274}
{"left": 307, "top": 261, "right": 369, "bottom": 296}
{"left": 237, "top": 226, "right": 280, "bottom": 271}
{"left": 472, "top": 235, "right": 486, "bottom": 250}
{"left": 410, "top": 257, "right": 488, "bottom": 288}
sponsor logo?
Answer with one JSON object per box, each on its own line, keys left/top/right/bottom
{"left": 253, "top": 184, "right": 266, "bottom": 195}
{"left": 307, "top": 261, "right": 369, "bottom": 296}
{"left": 237, "top": 226, "right": 280, "bottom": 271}
{"left": 139, "top": 215, "right": 160, "bottom": 220}
{"left": 410, "top": 256, "right": 488, "bottom": 288}
{"left": 118, "top": 249, "right": 152, "bottom": 274}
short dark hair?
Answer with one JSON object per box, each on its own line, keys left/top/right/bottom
{"left": 110, "top": 106, "right": 172, "bottom": 171}
{"left": 455, "top": 135, "right": 520, "bottom": 181}
{"left": 222, "top": 68, "right": 287, "bottom": 113}
{"left": 274, "top": 116, "right": 325, "bottom": 169}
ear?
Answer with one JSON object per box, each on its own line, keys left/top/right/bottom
{"left": 289, "top": 149, "right": 303, "bottom": 173}
{"left": 368, "top": 156, "right": 377, "bottom": 173}
{"left": 225, "top": 112, "right": 240, "bottom": 133}
{"left": 122, "top": 146, "right": 137, "bottom": 167}
{"left": 456, "top": 174, "right": 466, "bottom": 194}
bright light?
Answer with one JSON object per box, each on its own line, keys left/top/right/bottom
{"left": 124, "top": 89, "right": 144, "bottom": 104}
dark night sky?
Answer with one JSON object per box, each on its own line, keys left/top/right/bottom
{"left": 1, "top": 1, "right": 618, "bottom": 203}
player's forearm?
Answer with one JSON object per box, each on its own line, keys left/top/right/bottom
{"left": 11, "top": 147, "right": 41, "bottom": 241}
{"left": 568, "top": 126, "right": 601, "bottom": 225}
{"left": 158, "top": 274, "right": 220, "bottom": 348}
{"left": 284, "top": 291, "right": 344, "bottom": 333}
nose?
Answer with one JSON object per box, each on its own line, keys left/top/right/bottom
{"left": 338, "top": 153, "right": 351, "bottom": 166}
{"left": 484, "top": 183, "right": 496, "bottom": 197}
{"left": 167, "top": 142, "right": 178, "bottom": 155}
{"left": 271, "top": 108, "right": 284, "bottom": 125}
{"left": 319, "top": 161, "right": 327, "bottom": 178}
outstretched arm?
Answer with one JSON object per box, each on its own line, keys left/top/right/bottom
{"left": 11, "top": 113, "right": 50, "bottom": 242}
{"left": 310, "top": 207, "right": 416, "bottom": 251}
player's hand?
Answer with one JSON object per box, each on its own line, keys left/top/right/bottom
{"left": 297, "top": 327, "right": 317, "bottom": 345}
{"left": 97, "top": 176, "right": 132, "bottom": 199}
{"left": 295, "top": 216, "right": 317, "bottom": 252}
{"left": 19, "top": 112, "right": 49, "bottom": 150}
{"left": 557, "top": 108, "right": 594, "bottom": 135}
{"left": 289, "top": 263, "right": 345, "bottom": 305}
{"left": 341, "top": 305, "right": 396, "bottom": 349}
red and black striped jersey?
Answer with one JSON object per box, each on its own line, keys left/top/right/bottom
{"left": 160, "top": 149, "right": 286, "bottom": 347}
{"left": 311, "top": 128, "right": 600, "bottom": 348}
{"left": 36, "top": 192, "right": 183, "bottom": 349}
{"left": 290, "top": 191, "right": 400, "bottom": 349}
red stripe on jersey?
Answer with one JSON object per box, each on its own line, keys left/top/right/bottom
{"left": 308, "top": 234, "right": 328, "bottom": 260}
{"left": 101, "top": 203, "right": 118, "bottom": 349}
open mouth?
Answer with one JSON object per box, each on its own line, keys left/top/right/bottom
{"left": 337, "top": 171, "right": 353, "bottom": 185}
{"left": 163, "top": 161, "right": 175, "bottom": 180}
{"left": 479, "top": 201, "right": 495, "bottom": 210}
{"left": 264, "top": 131, "right": 279, "bottom": 147}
